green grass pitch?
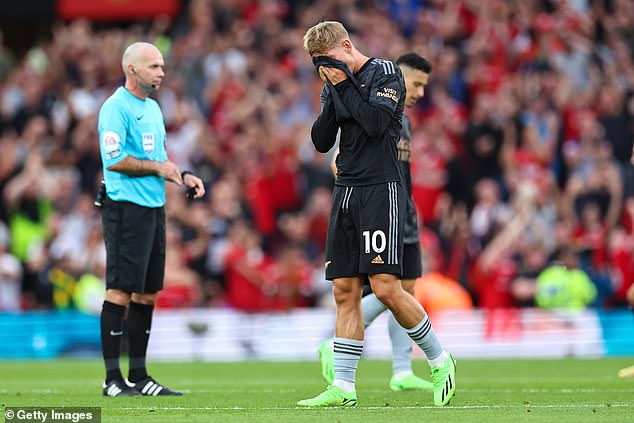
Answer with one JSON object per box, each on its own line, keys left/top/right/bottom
{"left": 1, "top": 358, "right": 633, "bottom": 422}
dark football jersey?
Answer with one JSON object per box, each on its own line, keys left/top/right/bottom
{"left": 315, "top": 58, "right": 406, "bottom": 186}
{"left": 397, "top": 114, "right": 413, "bottom": 196}
{"left": 398, "top": 114, "right": 420, "bottom": 244}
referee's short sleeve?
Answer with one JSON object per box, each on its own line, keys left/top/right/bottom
{"left": 98, "top": 100, "right": 129, "bottom": 168}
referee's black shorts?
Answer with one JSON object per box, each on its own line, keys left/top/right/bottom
{"left": 325, "top": 181, "right": 405, "bottom": 280}
{"left": 102, "top": 197, "right": 165, "bottom": 293}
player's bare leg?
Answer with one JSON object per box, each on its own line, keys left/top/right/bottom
{"left": 298, "top": 277, "right": 363, "bottom": 407}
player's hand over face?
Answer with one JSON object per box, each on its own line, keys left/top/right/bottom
{"left": 183, "top": 173, "right": 206, "bottom": 199}
{"left": 320, "top": 67, "right": 348, "bottom": 85}
{"left": 160, "top": 160, "right": 183, "bottom": 185}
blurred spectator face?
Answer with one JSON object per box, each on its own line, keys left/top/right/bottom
{"left": 474, "top": 133, "right": 497, "bottom": 157}
{"left": 577, "top": 110, "right": 601, "bottom": 140}
{"left": 581, "top": 202, "right": 601, "bottom": 226}
{"left": 210, "top": 177, "right": 241, "bottom": 219}
{"left": 244, "top": 229, "right": 262, "bottom": 252}
{"left": 475, "top": 179, "right": 500, "bottom": 205}
{"left": 561, "top": 249, "right": 580, "bottom": 269}
{"left": 554, "top": 218, "right": 573, "bottom": 248}
{"left": 306, "top": 187, "right": 332, "bottom": 216}
{"left": 598, "top": 85, "right": 623, "bottom": 115}
{"left": 540, "top": 70, "right": 559, "bottom": 94}
{"left": 436, "top": 48, "right": 458, "bottom": 80}
{"left": 473, "top": 93, "right": 493, "bottom": 118}
{"left": 22, "top": 74, "right": 44, "bottom": 107}
{"left": 524, "top": 246, "right": 548, "bottom": 271}
{"left": 278, "top": 244, "right": 308, "bottom": 268}
{"left": 23, "top": 115, "right": 48, "bottom": 143}
{"left": 593, "top": 140, "right": 613, "bottom": 164}
{"left": 528, "top": 96, "right": 547, "bottom": 115}
{"left": 188, "top": 0, "right": 213, "bottom": 32}
{"left": 279, "top": 213, "right": 309, "bottom": 243}
{"left": 228, "top": 220, "right": 250, "bottom": 245}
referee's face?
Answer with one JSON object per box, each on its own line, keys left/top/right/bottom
{"left": 137, "top": 47, "right": 165, "bottom": 92}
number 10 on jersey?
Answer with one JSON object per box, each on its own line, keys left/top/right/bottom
{"left": 363, "top": 230, "right": 386, "bottom": 254}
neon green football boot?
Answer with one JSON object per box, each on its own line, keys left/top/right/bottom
{"left": 389, "top": 373, "right": 434, "bottom": 391}
{"left": 618, "top": 365, "right": 634, "bottom": 378}
{"left": 318, "top": 338, "right": 335, "bottom": 384}
{"left": 297, "top": 385, "right": 357, "bottom": 407}
{"left": 431, "top": 354, "right": 456, "bottom": 406}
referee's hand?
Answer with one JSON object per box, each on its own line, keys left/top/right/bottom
{"left": 160, "top": 161, "right": 183, "bottom": 185}
{"left": 183, "top": 173, "right": 206, "bottom": 199}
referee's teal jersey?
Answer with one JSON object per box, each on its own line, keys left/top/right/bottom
{"left": 98, "top": 87, "right": 168, "bottom": 208}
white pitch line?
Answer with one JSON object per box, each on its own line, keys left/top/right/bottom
{"left": 3, "top": 388, "right": 634, "bottom": 395}
{"left": 461, "top": 388, "right": 634, "bottom": 393}
{"left": 171, "top": 388, "right": 634, "bottom": 394}
{"left": 0, "top": 389, "right": 59, "bottom": 394}
{"left": 112, "top": 403, "right": 634, "bottom": 411}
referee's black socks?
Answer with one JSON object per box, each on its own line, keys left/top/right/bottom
{"left": 127, "top": 301, "right": 155, "bottom": 383}
{"left": 100, "top": 301, "right": 126, "bottom": 383}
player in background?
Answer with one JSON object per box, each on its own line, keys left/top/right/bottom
{"left": 319, "top": 53, "right": 435, "bottom": 392}
{"left": 298, "top": 21, "right": 456, "bottom": 407}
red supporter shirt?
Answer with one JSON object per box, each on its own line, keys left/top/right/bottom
{"left": 224, "top": 245, "right": 273, "bottom": 312}
{"left": 472, "top": 257, "right": 517, "bottom": 308}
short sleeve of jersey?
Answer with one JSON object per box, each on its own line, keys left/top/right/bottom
{"left": 98, "top": 99, "right": 129, "bottom": 168}
{"left": 368, "top": 60, "right": 403, "bottom": 113}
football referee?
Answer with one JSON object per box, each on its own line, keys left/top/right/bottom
{"left": 98, "top": 42, "right": 205, "bottom": 397}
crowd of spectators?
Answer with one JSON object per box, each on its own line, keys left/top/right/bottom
{"left": 0, "top": 0, "right": 633, "bottom": 313}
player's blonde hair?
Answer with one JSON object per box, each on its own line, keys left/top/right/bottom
{"left": 303, "top": 21, "right": 349, "bottom": 56}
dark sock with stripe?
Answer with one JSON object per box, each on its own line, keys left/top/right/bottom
{"left": 127, "top": 301, "right": 154, "bottom": 383}
{"left": 101, "top": 301, "right": 126, "bottom": 383}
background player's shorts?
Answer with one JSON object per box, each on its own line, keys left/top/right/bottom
{"left": 102, "top": 197, "right": 165, "bottom": 293}
{"left": 402, "top": 241, "right": 422, "bottom": 280}
{"left": 403, "top": 195, "right": 420, "bottom": 245}
{"left": 325, "top": 182, "right": 405, "bottom": 280}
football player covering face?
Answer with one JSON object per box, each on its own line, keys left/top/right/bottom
{"left": 300, "top": 21, "right": 456, "bottom": 408}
